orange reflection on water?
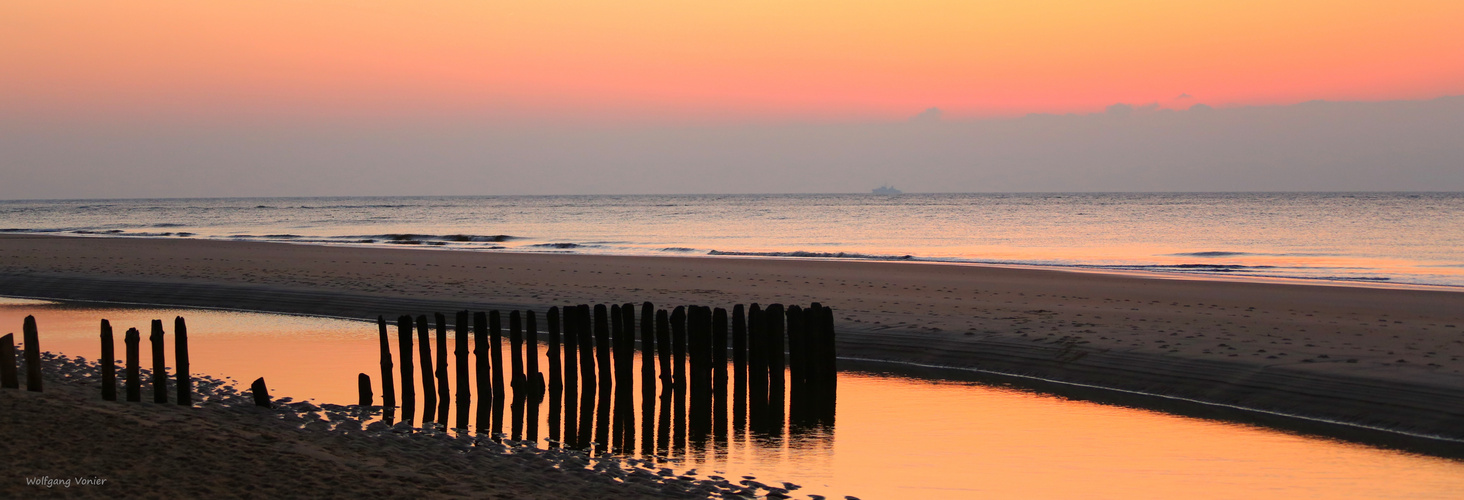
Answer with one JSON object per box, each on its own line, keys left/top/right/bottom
{"left": 3, "top": 298, "right": 1463, "bottom": 499}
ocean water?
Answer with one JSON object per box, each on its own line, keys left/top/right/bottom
{"left": 2, "top": 192, "right": 1462, "bottom": 287}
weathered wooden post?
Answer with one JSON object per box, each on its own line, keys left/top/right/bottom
{"left": 562, "top": 305, "right": 579, "bottom": 395}
{"left": 416, "top": 315, "right": 437, "bottom": 424}
{"left": 640, "top": 302, "right": 656, "bottom": 398}
{"left": 547, "top": 307, "right": 562, "bottom": 392}
{"left": 804, "top": 304, "right": 824, "bottom": 409}
{"left": 655, "top": 309, "right": 671, "bottom": 397}
{"left": 577, "top": 305, "right": 595, "bottom": 395}
{"left": 786, "top": 305, "right": 804, "bottom": 423}
{"left": 397, "top": 315, "right": 416, "bottom": 423}
{"left": 712, "top": 307, "right": 728, "bottom": 436}
{"left": 766, "top": 304, "right": 786, "bottom": 425}
{"left": 175, "top": 316, "right": 191, "bottom": 405}
{"left": 149, "top": 319, "right": 166, "bottom": 402}
{"left": 594, "top": 304, "right": 611, "bottom": 388}
{"left": 688, "top": 306, "right": 710, "bottom": 441}
{"left": 620, "top": 302, "right": 637, "bottom": 452}
{"left": 455, "top": 310, "right": 471, "bottom": 429}
{"left": 527, "top": 310, "right": 542, "bottom": 398}
{"left": 748, "top": 303, "right": 766, "bottom": 426}
{"left": 124, "top": 328, "right": 140, "bottom": 401}
{"left": 489, "top": 310, "right": 505, "bottom": 402}
{"left": 473, "top": 311, "right": 491, "bottom": 432}
{"left": 377, "top": 316, "right": 395, "bottom": 410}
{"left": 435, "top": 313, "right": 451, "bottom": 426}
{"left": 732, "top": 304, "right": 747, "bottom": 431}
{"left": 24, "top": 316, "right": 42, "bottom": 392}
{"left": 251, "top": 377, "right": 271, "bottom": 408}
{"left": 509, "top": 310, "right": 525, "bottom": 396}
{"left": 101, "top": 320, "right": 116, "bottom": 401}
{"left": 358, "top": 373, "right": 373, "bottom": 406}
{"left": 823, "top": 305, "right": 838, "bottom": 424}
{"left": 671, "top": 306, "right": 687, "bottom": 451}
{"left": 609, "top": 304, "right": 624, "bottom": 451}
{"left": 1, "top": 333, "right": 17, "bottom": 389}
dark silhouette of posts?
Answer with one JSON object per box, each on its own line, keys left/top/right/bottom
{"left": 358, "top": 373, "right": 373, "bottom": 406}
{"left": 509, "top": 310, "right": 525, "bottom": 396}
{"left": 101, "top": 320, "right": 116, "bottom": 401}
{"left": 748, "top": 304, "right": 767, "bottom": 429}
{"left": 547, "top": 307, "right": 563, "bottom": 447}
{"left": 473, "top": 312, "right": 491, "bottom": 432}
{"left": 149, "top": 319, "right": 166, "bottom": 402}
{"left": 416, "top": 315, "right": 436, "bottom": 425}
{"left": 489, "top": 311, "right": 505, "bottom": 403}
{"left": 1, "top": 333, "right": 17, "bottom": 389}
{"left": 821, "top": 305, "right": 838, "bottom": 424}
{"left": 787, "top": 305, "right": 805, "bottom": 424}
{"left": 688, "top": 306, "right": 711, "bottom": 443}
{"left": 527, "top": 310, "right": 542, "bottom": 398}
{"left": 655, "top": 309, "right": 671, "bottom": 397}
{"left": 377, "top": 316, "right": 395, "bottom": 411}
{"left": 251, "top": 377, "right": 271, "bottom": 408}
{"left": 670, "top": 306, "right": 687, "bottom": 452}
{"left": 619, "top": 302, "right": 636, "bottom": 452}
{"left": 609, "top": 304, "right": 624, "bottom": 451}
{"left": 397, "top": 315, "right": 416, "bottom": 423}
{"left": 594, "top": 305, "right": 611, "bottom": 390}
{"left": 455, "top": 311, "right": 471, "bottom": 429}
{"left": 123, "top": 328, "right": 140, "bottom": 401}
{"left": 175, "top": 316, "right": 191, "bottom": 405}
{"left": 712, "top": 307, "right": 729, "bottom": 438}
{"left": 577, "top": 305, "right": 595, "bottom": 396}
{"left": 435, "top": 313, "right": 451, "bottom": 426}
{"left": 639, "top": 302, "right": 656, "bottom": 454}
{"left": 24, "top": 316, "right": 42, "bottom": 392}
{"left": 766, "top": 304, "right": 786, "bottom": 429}
{"left": 732, "top": 304, "right": 747, "bottom": 433}
{"left": 562, "top": 306, "right": 579, "bottom": 447}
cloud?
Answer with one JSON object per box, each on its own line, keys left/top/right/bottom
{"left": 1105, "top": 103, "right": 1134, "bottom": 116}
{"left": 1189, "top": 103, "right": 1213, "bottom": 111}
{"left": 909, "top": 107, "right": 943, "bottom": 123}
{"left": 1177, "top": 93, "right": 1193, "bottom": 99}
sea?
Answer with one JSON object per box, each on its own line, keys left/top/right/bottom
{"left": 2, "top": 192, "right": 1462, "bottom": 288}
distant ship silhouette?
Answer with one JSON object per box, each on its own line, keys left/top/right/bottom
{"left": 872, "top": 185, "right": 902, "bottom": 195}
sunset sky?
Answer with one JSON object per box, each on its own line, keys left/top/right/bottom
{"left": 2, "top": 1, "right": 1462, "bottom": 197}
{"left": 5, "top": 1, "right": 1462, "bottom": 123}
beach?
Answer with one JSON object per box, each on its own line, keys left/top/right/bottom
{"left": 3, "top": 234, "right": 1463, "bottom": 454}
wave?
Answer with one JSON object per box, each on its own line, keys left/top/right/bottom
{"left": 530, "top": 242, "right": 585, "bottom": 249}
{"left": 660, "top": 247, "right": 698, "bottom": 252}
{"left": 1171, "top": 251, "right": 1249, "bottom": 257}
{"left": 708, "top": 250, "right": 914, "bottom": 260}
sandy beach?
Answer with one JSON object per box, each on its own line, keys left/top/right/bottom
{"left": 2, "top": 234, "right": 1463, "bottom": 455}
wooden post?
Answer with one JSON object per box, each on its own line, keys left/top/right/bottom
{"left": 473, "top": 311, "right": 491, "bottom": 432}
{"left": 577, "top": 305, "right": 595, "bottom": 395}
{"left": 748, "top": 303, "right": 766, "bottom": 425}
{"left": 175, "top": 316, "right": 191, "bottom": 405}
{"left": 397, "top": 315, "right": 416, "bottom": 423}
{"left": 639, "top": 302, "right": 656, "bottom": 398}
{"left": 490, "top": 310, "right": 505, "bottom": 402}
{"left": 101, "top": 320, "right": 116, "bottom": 401}
{"left": 377, "top": 316, "right": 395, "bottom": 410}
{"left": 547, "top": 307, "right": 562, "bottom": 393}
{"left": 416, "top": 315, "right": 437, "bottom": 424}
{"left": 23, "top": 316, "right": 42, "bottom": 392}
{"left": 712, "top": 307, "right": 728, "bottom": 436}
{"left": 766, "top": 304, "right": 786, "bottom": 425}
{"left": 149, "top": 319, "right": 166, "bottom": 402}
{"left": 0, "top": 333, "right": 17, "bottom": 389}
{"left": 671, "top": 305, "right": 687, "bottom": 449}
{"left": 455, "top": 310, "right": 471, "bottom": 429}
{"left": 786, "top": 305, "right": 804, "bottom": 423}
{"left": 527, "top": 310, "right": 542, "bottom": 398}
{"left": 688, "top": 306, "right": 710, "bottom": 440}
{"left": 594, "top": 304, "right": 611, "bottom": 388}
{"left": 358, "top": 373, "right": 373, "bottom": 406}
{"left": 804, "top": 304, "right": 824, "bottom": 409}
{"left": 823, "top": 305, "right": 838, "bottom": 424}
{"left": 123, "top": 328, "right": 140, "bottom": 401}
{"left": 562, "top": 306, "right": 579, "bottom": 397}
{"left": 510, "top": 310, "right": 526, "bottom": 397}
{"left": 435, "top": 313, "right": 451, "bottom": 426}
{"left": 620, "top": 302, "right": 636, "bottom": 452}
{"left": 655, "top": 309, "right": 671, "bottom": 397}
{"left": 609, "top": 304, "right": 624, "bottom": 451}
{"left": 251, "top": 377, "right": 271, "bottom": 408}
{"left": 732, "top": 304, "right": 746, "bottom": 431}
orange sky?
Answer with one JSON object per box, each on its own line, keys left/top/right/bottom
{"left": 3, "top": 0, "right": 1462, "bottom": 123}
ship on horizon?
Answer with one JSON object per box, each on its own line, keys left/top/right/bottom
{"left": 872, "top": 185, "right": 902, "bottom": 195}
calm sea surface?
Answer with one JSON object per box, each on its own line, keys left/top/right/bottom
{"left": 3, "top": 193, "right": 1462, "bottom": 287}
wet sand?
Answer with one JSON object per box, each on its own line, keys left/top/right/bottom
{"left": 2, "top": 234, "right": 1463, "bottom": 453}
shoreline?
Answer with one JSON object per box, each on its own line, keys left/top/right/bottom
{"left": 3, "top": 234, "right": 1463, "bottom": 457}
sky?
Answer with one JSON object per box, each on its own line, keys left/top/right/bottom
{"left": 2, "top": 1, "right": 1462, "bottom": 197}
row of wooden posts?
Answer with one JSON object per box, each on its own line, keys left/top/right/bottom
{"left": 365, "top": 302, "right": 838, "bottom": 449}
{"left": 3, "top": 315, "right": 278, "bottom": 409}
